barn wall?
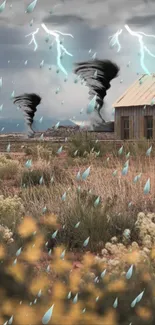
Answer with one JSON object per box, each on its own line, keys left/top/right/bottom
{"left": 115, "top": 105, "right": 155, "bottom": 139}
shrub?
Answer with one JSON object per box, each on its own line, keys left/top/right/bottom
{"left": 0, "top": 155, "right": 19, "bottom": 180}
{"left": 0, "top": 195, "right": 25, "bottom": 231}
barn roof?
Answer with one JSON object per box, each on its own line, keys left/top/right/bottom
{"left": 113, "top": 74, "right": 155, "bottom": 108}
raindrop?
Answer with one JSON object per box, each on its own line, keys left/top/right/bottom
{"left": 16, "top": 247, "right": 22, "bottom": 257}
{"left": 94, "top": 196, "right": 100, "bottom": 207}
{"left": 144, "top": 178, "right": 150, "bottom": 194}
{"left": 52, "top": 230, "right": 58, "bottom": 238}
{"left": 61, "top": 192, "right": 66, "bottom": 201}
{"left": 118, "top": 146, "right": 123, "bottom": 155}
{"left": 146, "top": 145, "right": 152, "bottom": 156}
{"left": 126, "top": 265, "right": 133, "bottom": 279}
{"left": 75, "top": 221, "right": 80, "bottom": 228}
{"left": 113, "top": 297, "right": 118, "bottom": 308}
{"left": 0, "top": 0, "right": 6, "bottom": 13}
{"left": 73, "top": 293, "right": 78, "bottom": 304}
{"left": 26, "top": 0, "right": 38, "bottom": 13}
{"left": 82, "top": 166, "right": 90, "bottom": 180}
{"left": 6, "top": 143, "right": 10, "bottom": 152}
{"left": 83, "top": 237, "right": 90, "bottom": 247}
{"left": 42, "top": 304, "right": 54, "bottom": 324}
{"left": 87, "top": 95, "right": 96, "bottom": 114}
{"left": 101, "top": 269, "right": 106, "bottom": 278}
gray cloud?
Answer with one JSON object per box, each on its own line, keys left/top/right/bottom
{"left": 0, "top": 0, "right": 155, "bottom": 126}
{"left": 126, "top": 14, "right": 155, "bottom": 27}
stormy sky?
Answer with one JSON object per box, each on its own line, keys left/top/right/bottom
{"left": 0, "top": 0, "right": 155, "bottom": 128}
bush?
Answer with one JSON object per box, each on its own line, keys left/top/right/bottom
{"left": 0, "top": 195, "right": 25, "bottom": 230}
{"left": 21, "top": 169, "right": 51, "bottom": 187}
{"left": 1, "top": 223, "right": 155, "bottom": 325}
{"left": 0, "top": 155, "right": 19, "bottom": 180}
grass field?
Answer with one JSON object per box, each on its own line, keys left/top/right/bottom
{"left": 1, "top": 133, "right": 155, "bottom": 324}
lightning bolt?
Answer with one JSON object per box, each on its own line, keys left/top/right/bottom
{"left": 41, "top": 23, "right": 74, "bottom": 76}
{"left": 109, "top": 29, "right": 123, "bottom": 52}
{"left": 124, "top": 25, "right": 155, "bottom": 75}
{"left": 25, "top": 28, "right": 40, "bottom": 51}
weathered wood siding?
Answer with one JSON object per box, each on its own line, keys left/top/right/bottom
{"left": 114, "top": 105, "right": 155, "bottom": 139}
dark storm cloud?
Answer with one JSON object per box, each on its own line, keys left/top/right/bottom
{"left": 43, "top": 14, "right": 88, "bottom": 25}
{"left": 126, "top": 14, "right": 155, "bottom": 27}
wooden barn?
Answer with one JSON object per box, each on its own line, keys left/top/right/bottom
{"left": 113, "top": 74, "right": 155, "bottom": 140}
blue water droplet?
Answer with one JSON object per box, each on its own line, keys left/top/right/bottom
{"left": 0, "top": 0, "right": 6, "bottom": 13}
{"left": 126, "top": 265, "right": 133, "bottom": 279}
{"left": 16, "top": 247, "right": 22, "bottom": 257}
{"left": 136, "top": 289, "right": 145, "bottom": 303}
{"left": 113, "top": 297, "right": 118, "bottom": 308}
{"left": 118, "top": 146, "right": 123, "bottom": 155}
{"left": 83, "top": 237, "right": 90, "bottom": 247}
{"left": 57, "top": 146, "right": 63, "bottom": 154}
{"left": 87, "top": 95, "right": 96, "bottom": 114}
{"left": 13, "top": 258, "right": 17, "bottom": 265}
{"left": 52, "top": 230, "right": 58, "bottom": 238}
{"left": 6, "top": 143, "right": 10, "bottom": 152}
{"left": 122, "top": 165, "right": 128, "bottom": 176}
{"left": 94, "top": 196, "right": 100, "bottom": 207}
{"left": 73, "top": 293, "right": 78, "bottom": 304}
{"left": 46, "top": 265, "right": 50, "bottom": 273}
{"left": 61, "top": 192, "right": 66, "bottom": 201}
{"left": 76, "top": 171, "right": 81, "bottom": 181}
{"left": 131, "top": 297, "right": 137, "bottom": 308}
{"left": 101, "top": 269, "right": 106, "bottom": 278}
{"left": 39, "top": 176, "right": 44, "bottom": 185}
{"left": 26, "top": 0, "right": 38, "bottom": 13}
{"left": 126, "top": 152, "right": 130, "bottom": 159}
{"left": 67, "top": 291, "right": 71, "bottom": 299}
{"left": 144, "top": 178, "right": 150, "bottom": 194}
{"left": 38, "top": 289, "right": 42, "bottom": 297}
{"left": 54, "top": 121, "right": 60, "bottom": 129}
{"left": 60, "top": 249, "right": 66, "bottom": 259}
{"left": 8, "top": 315, "right": 13, "bottom": 324}
{"left": 42, "top": 304, "right": 54, "bottom": 324}
{"left": 82, "top": 166, "right": 90, "bottom": 180}
{"left": 146, "top": 146, "right": 152, "bottom": 156}
{"left": 75, "top": 221, "right": 80, "bottom": 228}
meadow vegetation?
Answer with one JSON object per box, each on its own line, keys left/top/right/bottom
{"left": 0, "top": 133, "right": 155, "bottom": 324}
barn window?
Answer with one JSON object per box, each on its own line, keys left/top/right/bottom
{"left": 144, "top": 116, "right": 153, "bottom": 139}
{"left": 121, "top": 117, "right": 129, "bottom": 139}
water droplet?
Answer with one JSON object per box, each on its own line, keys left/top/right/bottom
{"left": 54, "top": 121, "right": 60, "bottom": 129}
{"left": 61, "top": 192, "right": 66, "bottom": 201}
{"left": 52, "top": 230, "right": 58, "bottom": 238}
{"left": 118, "top": 146, "right": 123, "bottom": 155}
{"left": 101, "top": 269, "right": 106, "bottom": 278}
{"left": 87, "top": 95, "right": 96, "bottom": 114}
{"left": 146, "top": 145, "right": 152, "bottom": 156}
{"left": 57, "top": 146, "right": 63, "bottom": 154}
{"left": 75, "top": 221, "right": 80, "bottom": 228}
{"left": 42, "top": 304, "right": 54, "bottom": 324}
{"left": 73, "top": 293, "right": 78, "bottom": 304}
{"left": 94, "top": 196, "right": 100, "bottom": 207}
{"left": 16, "top": 247, "right": 22, "bottom": 257}
{"left": 0, "top": 0, "right": 6, "bottom": 13}
{"left": 6, "top": 143, "right": 10, "bottom": 152}
{"left": 113, "top": 297, "right": 118, "bottom": 308}
{"left": 38, "top": 289, "right": 42, "bottom": 297}
{"left": 26, "top": 0, "right": 38, "bottom": 13}
{"left": 126, "top": 264, "right": 133, "bottom": 279}
{"left": 144, "top": 178, "right": 150, "bottom": 194}
{"left": 83, "top": 237, "right": 90, "bottom": 247}
{"left": 82, "top": 166, "right": 90, "bottom": 180}
{"left": 8, "top": 315, "right": 13, "bottom": 324}
{"left": 60, "top": 249, "right": 66, "bottom": 259}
